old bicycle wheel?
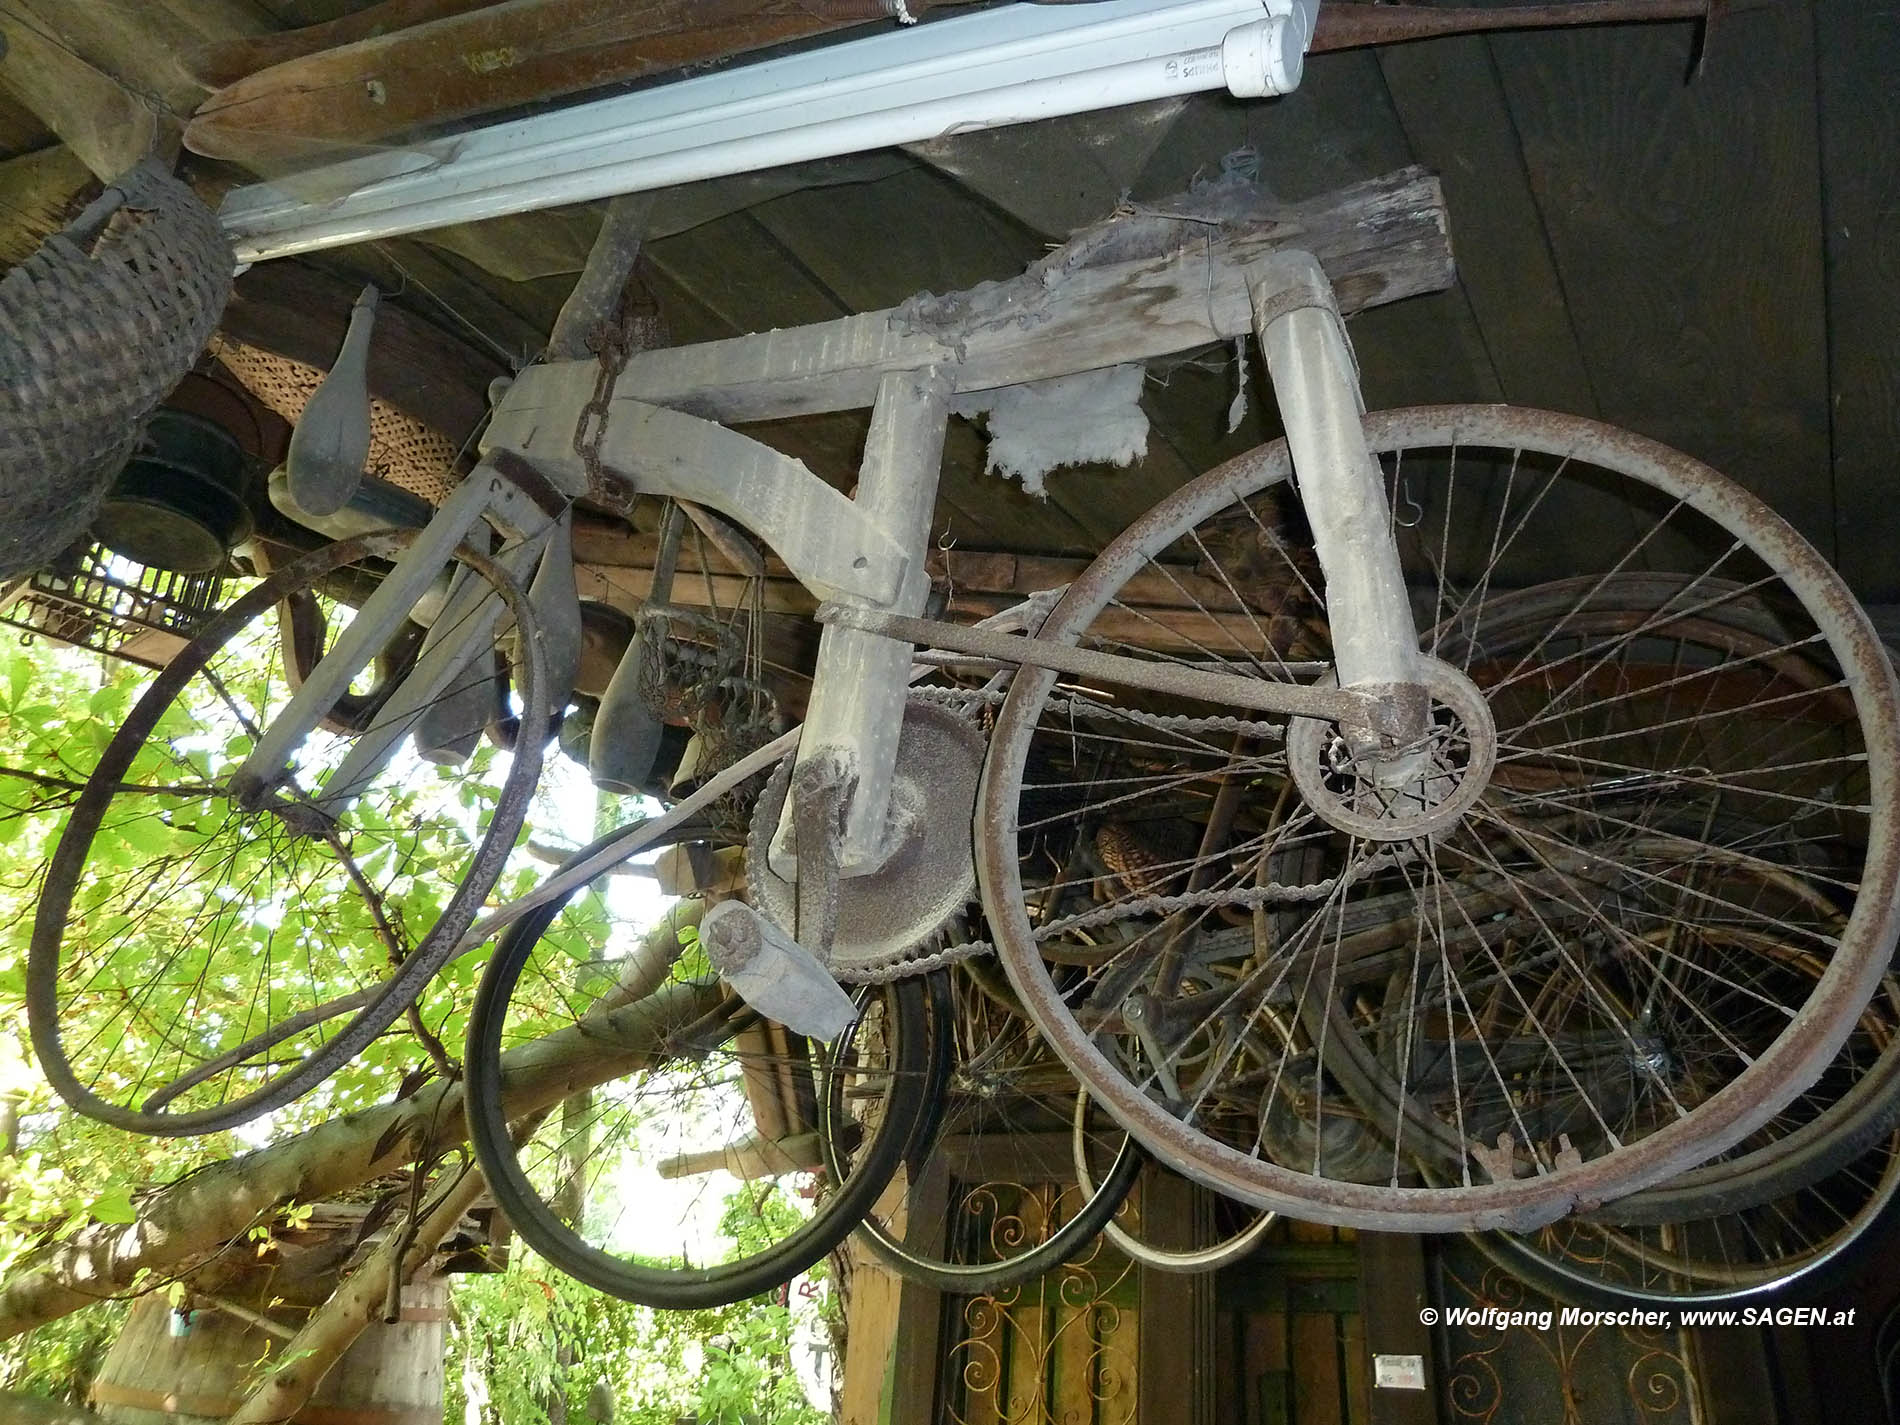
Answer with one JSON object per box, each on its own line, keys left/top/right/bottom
{"left": 825, "top": 961, "right": 1144, "bottom": 1295}
{"left": 29, "top": 530, "right": 547, "bottom": 1136}
{"left": 977, "top": 406, "right": 1900, "bottom": 1231}
{"left": 464, "top": 834, "right": 931, "bottom": 1309}
{"left": 1302, "top": 577, "right": 1897, "bottom": 1205}
{"left": 1462, "top": 893, "right": 1900, "bottom": 1305}
{"left": 1474, "top": 1126, "right": 1900, "bottom": 1307}
{"left": 1072, "top": 1089, "right": 1278, "bottom": 1275}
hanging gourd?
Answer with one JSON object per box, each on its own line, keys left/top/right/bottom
{"left": 285, "top": 284, "right": 377, "bottom": 517}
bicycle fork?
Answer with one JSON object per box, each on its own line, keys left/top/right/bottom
{"left": 700, "top": 371, "right": 952, "bottom": 1035}
{"left": 1250, "top": 249, "right": 1429, "bottom": 770}
{"left": 803, "top": 250, "right": 1431, "bottom": 813}
{"left": 231, "top": 455, "right": 575, "bottom": 812}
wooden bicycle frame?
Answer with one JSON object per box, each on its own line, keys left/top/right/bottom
{"left": 240, "top": 168, "right": 1454, "bottom": 892}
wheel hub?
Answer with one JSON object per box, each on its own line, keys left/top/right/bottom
{"left": 1286, "top": 657, "right": 1496, "bottom": 842}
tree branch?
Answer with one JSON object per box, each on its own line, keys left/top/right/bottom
{"left": 0, "top": 902, "right": 710, "bottom": 1343}
{"left": 224, "top": 1159, "right": 490, "bottom": 1425}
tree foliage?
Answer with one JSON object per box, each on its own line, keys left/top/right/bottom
{"left": 450, "top": 1215, "right": 829, "bottom": 1425}
{"left": 0, "top": 626, "right": 834, "bottom": 1420}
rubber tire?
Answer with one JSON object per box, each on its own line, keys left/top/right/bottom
{"left": 465, "top": 856, "right": 932, "bottom": 1309}
{"left": 1467, "top": 1147, "right": 1900, "bottom": 1309}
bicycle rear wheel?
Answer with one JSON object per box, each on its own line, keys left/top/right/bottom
{"left": 977, "top": 405, "right": 1900, "bottom": 1231}
{"left": 464, "top": 841, "right": 930, "bottom": 1308}
{"left": 28, "top": 530, "right": 547, "bottom": 1135}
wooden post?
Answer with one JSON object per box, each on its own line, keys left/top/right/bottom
{"left": 885, "top": 1157, "right": 949, "bottom": 1422}
{"left": 1357, "top": 1233, "right": 1438, "bottom": 1425}
{"left": 1138, "top": 1167, "right": 1217, "bottom": 1425}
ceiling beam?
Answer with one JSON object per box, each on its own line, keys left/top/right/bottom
{"left": 185, "top": 0, "right": 497, "bottom": 90}
{"left": 0, "top": 11, "right": 169, "bottom": 181}
{"left": 0, "top": 144, "right": 94, "bottom": 265}
{"left": 1309, "top": 1, "right": 1715, "bottom": 53}
{"left": 186, "top": 0, "right": 937, "bottom": 170}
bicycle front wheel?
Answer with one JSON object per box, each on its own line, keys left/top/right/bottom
{"left": 29, "top": 530, "right": 547, "bottom": 1136}
{"left": 977, "top": 405, "right": 1900, "bottom": 1232}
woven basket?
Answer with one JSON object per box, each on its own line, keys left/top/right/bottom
{"left": 0, "top": 160, "right": 233, "bottom": 580}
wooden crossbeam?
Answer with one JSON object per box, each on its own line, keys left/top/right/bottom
{"left": 495, "top": 167, "right": 1453, "bottom": 431}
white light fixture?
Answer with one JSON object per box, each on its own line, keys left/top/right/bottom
{"left": 219, "top": 0, "right": 1317, "bottom": 263}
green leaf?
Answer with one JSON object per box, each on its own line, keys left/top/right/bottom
{"left": 114, "top": 815, "right": 176, "bottom": 856}
{"left": 89, "top": 1186, "right": 137, "bottom": 1224}
{"left": 1, "top": 651, "right": 33, "bottom": 711}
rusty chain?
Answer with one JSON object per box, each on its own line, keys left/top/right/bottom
{"left": 837, "top": 685, "right": 1322, "bottom": 982}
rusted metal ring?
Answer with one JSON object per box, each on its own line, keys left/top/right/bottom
{"left": 1286, "top": 656, "right": 1496, "bottom": 843}
{"left": 975, "top": 404, "right": 1900, "bottom": 1232}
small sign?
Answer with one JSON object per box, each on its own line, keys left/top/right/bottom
{"left": 1374, "top": 1353, "right": 1427, "bottom": 1390}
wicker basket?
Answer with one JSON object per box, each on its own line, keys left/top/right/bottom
{"left": 0, "top": 160, "right": 233, "bottom": 580}
{"left": 215, "top": 337, "right": 462, "bottom": 506}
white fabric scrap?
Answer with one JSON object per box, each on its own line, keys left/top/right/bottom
{"left": 974, "top": 363, "right": 1149, "bottom": 498}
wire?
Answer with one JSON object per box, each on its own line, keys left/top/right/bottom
{"left": 370, "top": 242, "right": 524, "bottom": 369}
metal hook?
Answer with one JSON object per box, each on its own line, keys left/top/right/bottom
{"left": 1394, "top": 473, "right": 1423, "bottom": 529}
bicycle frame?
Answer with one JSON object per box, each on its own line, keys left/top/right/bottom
{"left": 238, "top": 171, "right": 1451, "bottom": 955}
{"left": 230, "top": 458, "right": 568, "bottom": 810}
{"left": 482, "top": 249, "right": 1427, "bottom": 881}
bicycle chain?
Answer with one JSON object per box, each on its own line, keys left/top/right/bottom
{"left": 1034, "top": 847, "right": 1412, "bottom": 939}
{"left": 838, "top": 936, "right": 996, "bottom": 984}
{"left": 846, "top": 847, "right": 1410, "bottom": 983}
{"left": 907, "top": 684, "right": 1287, "bottom": 743}
{"left": 838, "top": 688, "right": 1344, "bottom": 982}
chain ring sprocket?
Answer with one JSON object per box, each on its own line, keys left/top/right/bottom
{"left": 747, "top": 695, "right": 986, "bottom": 980}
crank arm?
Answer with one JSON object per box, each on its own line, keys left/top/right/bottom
{"left": 815, "top": 602, "right": 1418, "bottom": 742}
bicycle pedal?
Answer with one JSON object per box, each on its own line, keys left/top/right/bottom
{"left": 698, "top": 900, "right": 855, "bottom": 1041}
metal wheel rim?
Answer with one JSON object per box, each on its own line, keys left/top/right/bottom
{"left": 26, "top": 529, "right": 549, "bottom": 1136}
{"left": 1480, "top": 1125, "right": 1900, "bottom": 1305}
{"left": 977, "top": 405, "right": 1900, "bottom": 1231}
{"left": 1072, "top": 1089, "right": 1277, "bottom": 1274}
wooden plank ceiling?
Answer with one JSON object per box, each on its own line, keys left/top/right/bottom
{"left": 2, "top": 0, "right": 1897, "bottom": 599}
